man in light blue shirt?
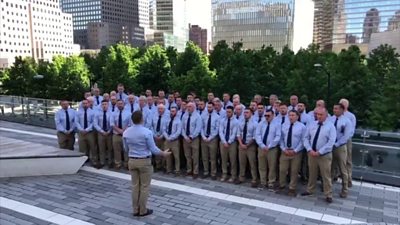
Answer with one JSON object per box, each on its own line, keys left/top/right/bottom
{"left": 117, "top": 83, "right": 128, "bottom": 103}
{"left": 213, "top": 98, "right": 226, "bottom": 118}
{"left": 138, "top": 96, "right": 152, "bottom": 129}
{"left": 339, "top": 98, "right": 357, "bottom": 187}
{"left": 93, "top": 88, "right": 103, "bottom": 107}
{"left": 253, "top": 103, "right": 266, "bottom": 124}
{"left": 166, "top": 94, "right": 176, "bottom": 111}
{"left": 302, "top": 107, "right": 336, "bottom": 203}
{"left": 237, "top": 108, "right": 258, "bottom": 186}
{"left": 146, "top": 96, "right": 157, "bottom": 114}
{"left": 200, "top": 102, "right": 220, "bottom": 179}
{"left": 163, "top": 106, "right": 182, "bottom": 174}
{"left": 288, "top": 95, "right": 298, "bottom": 111}
{"left": 75, "top": 99, "right": 98, "bottom": 167}
{"left": 55, "top": 100, "right": 76, "bottom": 150}
{"left": 256, "top": 109, "right": 281, "bottom": 190}
{"left": 151, "top": 104, "right": 168, "bottom": 171}
{"left": 297, "top": 102, "right": 312, "bottom": 183}
{"left": 278, "top": 110, "right": 306, "bottom": 195}
{"left": 222, "top": 93, "right": 233, "bottom": 110}
{"left": 275, "top": 103, "right": 289, "bottom": 125}
{"left": 328, "top": 103, "right": 352, "bottom": 198}
{"left": 126, "top": 94, "right": 139, "bottom": 114}
{"left": 297, "top": 103, "right": 312, "bottom": 126}
{"left": 111, "top": 99, "right": 131, "bottom": 170}
{"left": 94, "top": 100, "right": 113, "bottom": 168}
{"left": 219, "top": 106, "right": 239, "bottom": 183}
{"left": 181, "top": 102, "right": 203, "bottom": 178}
{"left": 123, "top": 111, "right": 171, "bottom": 217}
{"left": 234, "top": 105, "right": 244, "bottom": 123}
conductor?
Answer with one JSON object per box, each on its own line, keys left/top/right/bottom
{"left": 123, "top": 111, "right": 171, "bottom": 217}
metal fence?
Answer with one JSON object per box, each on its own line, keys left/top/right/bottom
{"left": 0, "top": 95, "right": 399, "bottom": 185}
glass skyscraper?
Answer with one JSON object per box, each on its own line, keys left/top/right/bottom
{"left": 212, "top": 0, "right": 296, "bottom": 51}
{"left": 313, "top": 0, "right": 400, "bottom": 53}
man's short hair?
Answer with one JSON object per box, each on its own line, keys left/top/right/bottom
{"left": 226, "top": 105, "right": 234, "bottom": 111}
{"left": 289, "top": 109, "right": 299, "bottom": 117}
{"left": 101, "top": 99, "right": 108, "bottom": 103}
{"left": 335, "top": 103, "right": 345, "bottom": 110}
{"left": 131, "top": 111, "right": 143, "bottom": 124}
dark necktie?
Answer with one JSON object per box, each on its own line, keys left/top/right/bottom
{"left": 168, "top": 116, "right": 174, "bottom": 135}
{"left": 156, "top": 115, "right": 161, "bottom": 132}
{"left": 258, "top": 115, "right": 262, "bottom": 123}
{"left": 225, "top": 118, "right": 230, "bottom": 142}
{"left": 118, "top": 110, "right": 122, "bottom": 129}
{"left": 281, "top": 116, "right": 285, "bottom": 124}
{"left": 149, "top": 105, "right": 152, "bottom": 110}
{"left": 83, "top": 109, "right": 88, "bottom": 129}
{"left": 168, "top": 103, "right": 171, "bottom": 111}
{"left": 102, "top": 111, "right": 107, "bottom": 131}
{"left": 263, "top": 122, "right": 270, "bottom": 145}
{"left": 312, "top": 122, "right": 323, "bottom": 150}
{"left": 298, "top": 113, "right": 301, "bottom": 122}
{"left": 181, "top": 111, "right": 185, "bottom": 120}
{"left": 334, "top": 117, "right": 338, "bottom": 128}
{"left": 243, "top": 120, "right": 248, "bottom": 144}
{"left": 200, "top": 110, "right": 203, "bottom": 115}
{"left": 217, "top": 111, "right": 220, "bottom": 115}
{"left": 186, "top": 114, "right": 191, "bottom": 136}
{"left": 65, "top": 110, "right": 70, "bottom": 131}
{"left": 206, "top": 114, "right": 211, "bottom": 137}
{"left": 112, "top": 105, "right": 115, "bottom": 112}
{"left": 119, "top": 93, "right": 122, "bottom": 100}
{"left": 287, "top": 123, "right": 293, "bottom": 148}
{"left": 131, "top": 104, "right": 134, "bottom": 113}
{"left": 96, "top": 96, "right": 99, "bottom": 105}
{"left": 236, "top": 115, "right": 239, "bottom": 120}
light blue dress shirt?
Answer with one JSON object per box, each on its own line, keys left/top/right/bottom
{"left": 255, "top": 120, "right": 281, "bottom": 149}
{"left": 215, "top": 108, "right": 226, "bottom": 118}
{"left": 280, "top": 121, "right": 306, "bottom": 152}
{"left": 137, "top": 106, "right": 153, "bottom": 129}
{"left": 329, "top": 115, "right": 352, "bottom": 147}
{"left": 93, "top": 110, "right": 113, "bottom": 133}
{"left": 252, "top": 113, "right": 265, "bottom": 124}
{"left": 299, "top": 112, "right": 312, "bottom": 126}
{"left": 125, "top": 102, "right": 139, "bottom": 114}
{"left": 223, "top": 101, "right": 233, "bottom": 109}
{"left": 55, "top": 108, "right": 76, "bottom": 133}
{"left": 303, "top": 120, "right": 336, "bottom": 155}
{"left": 151, "top": 112, "right": 168, "bottom": 137}
{"left": 93, "top": 95, "right": 103, "bottom": 106}
{"left": 163, "top": 116, "right": 182, "bottom": 141}
{"left": 110, "top": 109, "right": 131, "bottom": 134}
{"left": 219, "top": 116, "right": 239, "bottom": 145}
{"left": 181, "top": 112, "right": 203, "bottom": 139}
{"left": 237, "top": 119, "right": 257, "bottom": 144}
{"left": 123, "top": 124, "right": 162, "bottom": 158}
{"left": 75, "top": 108, "right": 95, "bottom": 132}
{"left": 234, "top": 114, "right": 245, "bottom": 123}
{"left": 117, "top": 92, "right": 128, "bottom": 103}
{"left": 201, "top": 112, "right": 220, "bottom": 141}
{"left": 343, "top": 111, "right": 356, "bottom": 137}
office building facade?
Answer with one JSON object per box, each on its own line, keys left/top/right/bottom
{"left": 212, "top": 0, "right": 313, "bottom": 52}
{"left": 60, "top": 0, "right": 146, "bottom": 49}
{"left": 189, "top": 25, "right": 208, "bottom": 54}
{"left": 313, "top": 0, "right": 400, "bottom": 53}
{"left": 0, "top": 0, "right": 79, "bottom": 69}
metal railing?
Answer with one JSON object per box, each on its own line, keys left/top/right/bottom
{"left": 0, "top": 95, "right": 399, "bottom": 184}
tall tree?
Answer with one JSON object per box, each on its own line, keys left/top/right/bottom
{"left": 136, "top": 45, "right": 171, "bottom": 93}
{"left": 1, "top": 57, "right": 37, "bottom": 96}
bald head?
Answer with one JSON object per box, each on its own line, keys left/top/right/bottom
{"left": 187, "top": 102, "right": 196, "bottom": 113}
{"left": 339, "top": 98, "right": 349, "bottom": 110}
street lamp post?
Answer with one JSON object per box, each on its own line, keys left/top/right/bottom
{"left": 314, "top": 63, "right": 331, "bottom": 109}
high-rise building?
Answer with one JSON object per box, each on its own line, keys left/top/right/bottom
{"left": 0, "top": 0, "right": 79, "bottom": 69}
{"left": 189, "top": 25, "right": 208, "bottom": 54}
{"left": 60, "top": 0, "right": 146, "bottom": 49}
{"left": 313, "top": 0, "right": 400, "bottom": 53}
{"left": 212, "top": 0, "right": 313, "bottom": 52}
{"left": 149, "top": 0, "right": 188, "bottom": 52}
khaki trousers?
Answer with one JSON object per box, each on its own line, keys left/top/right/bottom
{"left": 78, "top": 132, "right": 97, "bottom": 165}
{"left": 97, "top": 133, "right": 113, "bottom": 166}
{"left": 279, "top": 152, "right": 302, "bottom": 190}
{"left": 112, "top": 134, "right": 125, "bottom": 168}
{"left": 183, "top": 137, "right": 200, "bottom": 174}
{"left": 57, "top": 132, "right": 75, "bottom": 150}
{"left": 346, "top": 139, "right": 353, "bottom": 183}
{"left": 307, "top": 152, "right": 333, "bottom": 198}
{"left": 154, "top": 138, "right": 165, "bottom": 170}
{"left": 220, "top": 141, "right": 238, "bottom": 179}
{"left": 332, "top": 145, "right": 349, "bottom": 193}
{"left": 128, "top": 158, "right": 152, "bottom": 215}
{"left": 201, "top": 138, "right": 219, "bottom": 176}
{"left": 165, "top": 139, "right": 180, "bottom": 173}
{"left": 258, "top": 147, "right": 278, "bottom": 186}
{"left": 239, "top": 143, "right": 257, "bottom": 182}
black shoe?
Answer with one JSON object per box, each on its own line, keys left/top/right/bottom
{"left": 139, "top": 209, "right": 153, "bottom": 217}
{"left": 133, "top": 212, "right": 139, "bottom": 217}
{"left": 211, "top": 176, "right": 217, "bottom": 180}
{"left": 326, "top": 197, "right": 333, "bottom": 203}
{"left": 202, "top": 174, "right": 209, "bottom": 179}
{"left": 301, "top": 191, "right": 312, "bottom": 196}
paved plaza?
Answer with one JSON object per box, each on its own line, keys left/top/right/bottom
{"left": 0, "top": 121, "right": 399, "bottom": 225}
